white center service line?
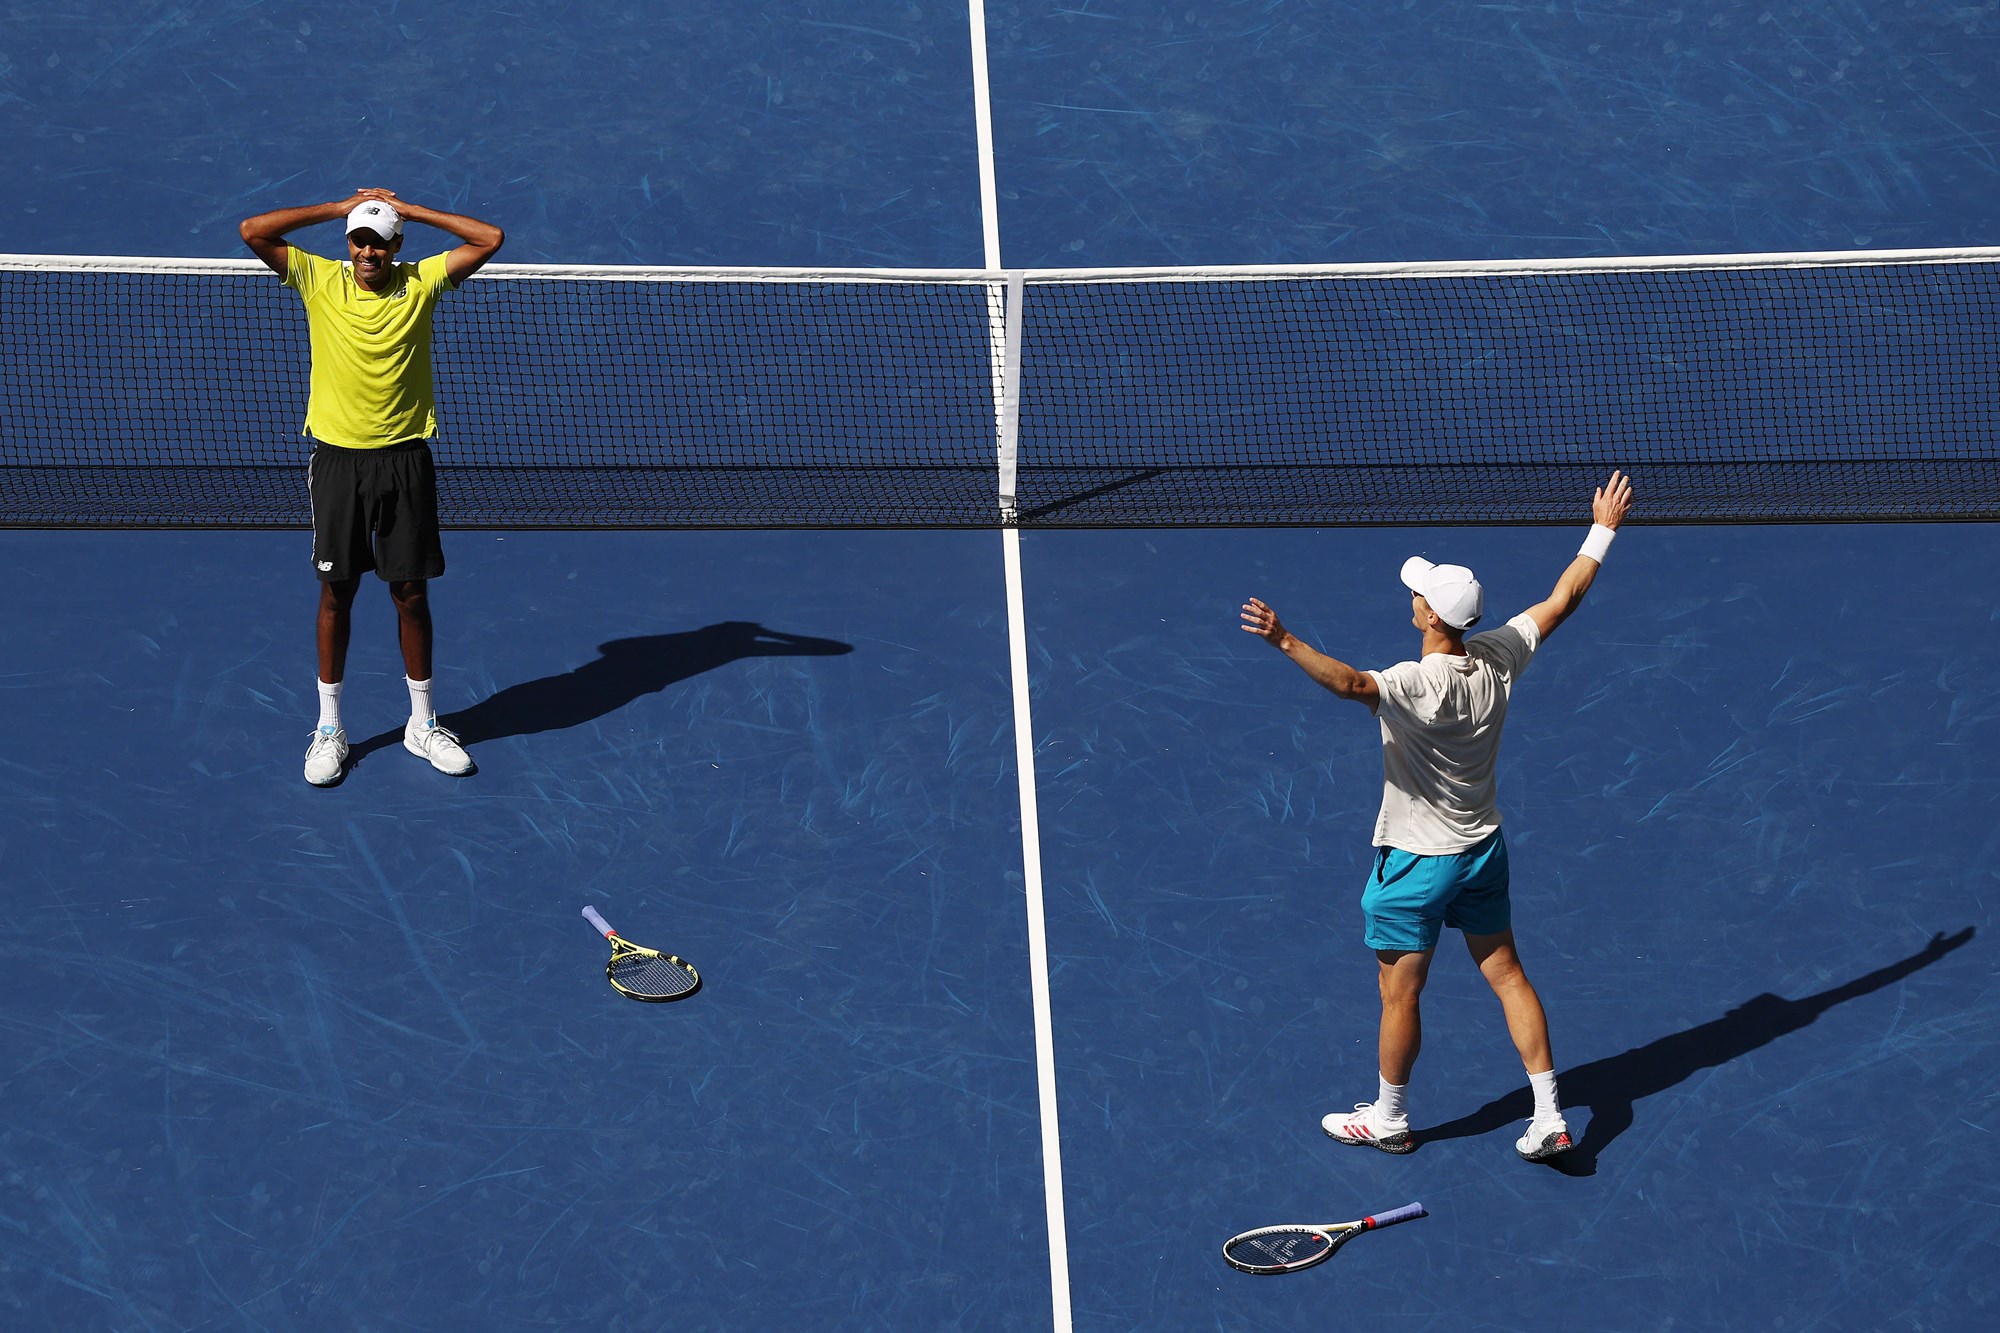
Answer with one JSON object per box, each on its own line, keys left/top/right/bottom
{"left": 968, "top": 5, "right": 1072, "bottom": 1323}
{"left": 1003, "top": 524, "right": 1073, "bottom": 1333}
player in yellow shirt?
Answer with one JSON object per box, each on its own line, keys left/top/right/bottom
{"left": 240, "top": 189, "right": 504, "bottom": 786}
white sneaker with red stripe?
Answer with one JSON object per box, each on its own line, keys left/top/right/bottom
{"left": 1516, "top": 1114, "right": 1574, "bottom": 1161}
{"left": 1322, "top": 1101, "right": 1415, "bottom": 1154}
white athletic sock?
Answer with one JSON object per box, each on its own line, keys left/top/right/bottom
{"left": 316, "top": 678, "right": 343, "bottom": 731}
{"left": 406, "top": 677, "right": 435, "bottom": 726}
{"left": 1528, "top": 1068, "right": 1562, "bottom": 1121}
{"left": 1377, "top": 1075, "right": 1409, "bottom": 1124}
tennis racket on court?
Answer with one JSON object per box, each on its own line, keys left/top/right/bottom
{"left": 580, "top": 905, "right": 700, "bottom": 1002}
{"left": 1222, "top": 1201, "right": 1426, "bottom": 1274}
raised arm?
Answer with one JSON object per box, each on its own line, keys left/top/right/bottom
{"left": 238, "top": 194, "right": 368, "bottom": 277}
{"left": 1522, "top": 470, "right": 1634, "bottom": 641}
{"left": 1240, "top": 598, "right": 1381, "bottom": 709}
{"left": 366, "top": 191, "right": 505, "bottom": 284}
{"left": 237, "top": 188, "right": 504, "bottom": 283}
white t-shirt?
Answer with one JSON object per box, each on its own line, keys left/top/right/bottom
{"left": 1364, "top": 612, "right": 1542, "bottom": 854}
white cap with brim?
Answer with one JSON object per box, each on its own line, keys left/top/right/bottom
{"left": 1400, "top": 556, "right": 1484, "bottom": 630}
{"left": 345, "top": 200, "right": 403, "bottom": 240}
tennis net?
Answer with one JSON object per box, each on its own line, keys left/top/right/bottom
{"left": 3, "top": 248, "right": 1996, "bottom": 527}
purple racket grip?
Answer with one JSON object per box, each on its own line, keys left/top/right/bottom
{"left": 581, "top": 905, "right": 616, "bottom": 937}
{"left": 1366, "top": 1202, "right": 1427, "bottom": 1229}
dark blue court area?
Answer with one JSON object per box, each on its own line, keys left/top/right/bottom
{"left": 5, "top": 3, "right": 2000, "bottom": 1330}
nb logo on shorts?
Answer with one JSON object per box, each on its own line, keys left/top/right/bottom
{"left": 316, "top": 560, "right": 333, "bottom": 572}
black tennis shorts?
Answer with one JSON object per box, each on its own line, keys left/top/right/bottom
{"left": 307, "top": 439, "right": 446, "bottom": 583}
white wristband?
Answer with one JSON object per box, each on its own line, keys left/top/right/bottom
{"left": 1579, "top": 523, "right": 1616, "bottom": 563}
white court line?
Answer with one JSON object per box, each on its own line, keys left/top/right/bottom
{"left": 968, "top": 7, "right": 1071, "bottom": 1325}
{"left": 1002, "top": 525, "right": 1072, "bottom": 1332}
{"left": 967, "top": 0, "right": 1004, "bottom": 274}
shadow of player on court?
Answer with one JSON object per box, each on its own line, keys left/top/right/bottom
{"left": 348, "top": 621, "right": 853, "bottom": 765}
{"left": 1419, "top": 927, "right": 1975, "bottom": 1176}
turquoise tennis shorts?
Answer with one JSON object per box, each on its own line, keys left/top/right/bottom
{"left": 1362, "top": 829, "right": 1512, "bottom": 953}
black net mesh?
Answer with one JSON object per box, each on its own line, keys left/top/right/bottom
{"left": 5, "top": 256, "right": 1994, "bottom": 527}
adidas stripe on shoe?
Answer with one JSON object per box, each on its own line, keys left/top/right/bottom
{"left": 1322, "top": 1101, "right": 1415, "bottom": 1155}
{"left": 1516, "top": 1115, "right": 1574, "bottom": 1161}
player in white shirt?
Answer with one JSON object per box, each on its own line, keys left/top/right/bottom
{"left": 1240, "top": 472, "right": 1633, "bottom": 1162}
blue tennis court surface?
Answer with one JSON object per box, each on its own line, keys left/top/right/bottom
{"left": 1023, "top": 522, "right": 1997, "bottom": 1329}
{"left": 2, "top": 530, "right": 1053, "bottom": 1328}
{"left": 8, "top": 3, "right": 1998, "bottom": 266}
{"left": 5, "top": 523, "right": 1995, "bottom": 1328}
{"left": 5, "top": 3, "right": 2000, "bottom": 1329}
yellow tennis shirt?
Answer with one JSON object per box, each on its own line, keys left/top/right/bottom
{"left": 284, "top": 248, "right": 457, "bottom": 448}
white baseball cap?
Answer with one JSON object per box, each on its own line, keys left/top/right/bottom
{"left": 345, "top": 200, "right": 403, "bottom": 241}
{"left": 1400, "top": 556, "right": 1484, "bottom": 630}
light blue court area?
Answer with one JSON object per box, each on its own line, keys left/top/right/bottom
{"left": 1022, "top": 521, "right": 2000, "bottom": 1330}
{"left": 0, "top": 530, "right": 1054, "bottom": 1329}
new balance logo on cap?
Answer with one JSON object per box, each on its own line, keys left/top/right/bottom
{"left": 345, "top": 199, "right": 403, "bottom": 239}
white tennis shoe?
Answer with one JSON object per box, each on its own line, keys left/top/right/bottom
{"left": 1322, "top": 1101, "right": 1415, "bottom": 1155}
{"left": 405, "top": 717, "right": 474, "bottom": 776}
{"left": 303, "top": 726, "right": 349, "bottom": 787}
{"left": 1516, "top": 1113, "right": 1574, "bottom": 1161}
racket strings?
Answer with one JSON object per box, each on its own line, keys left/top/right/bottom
{"left": 609, "top": 949, "right": 698, "bottom": 999}
{"left": 1232, "top": 1230, "right": 1333, "bottom": 1268}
